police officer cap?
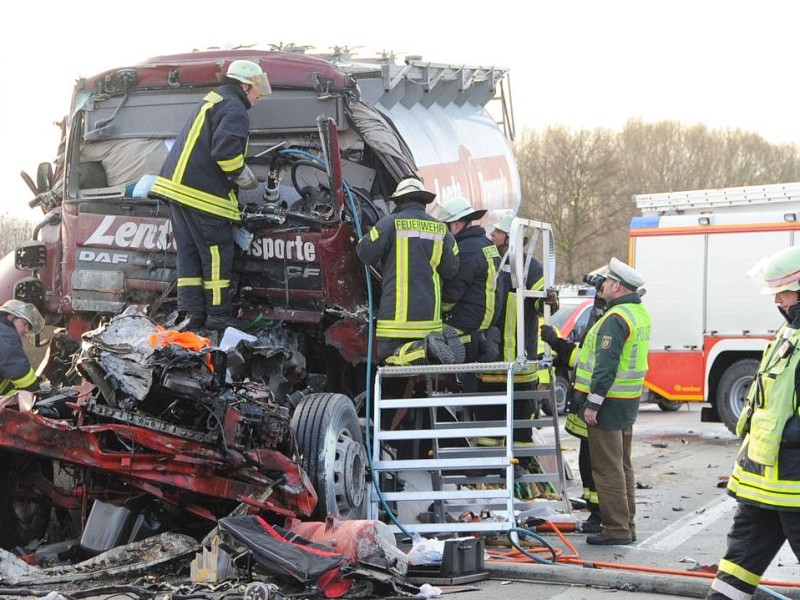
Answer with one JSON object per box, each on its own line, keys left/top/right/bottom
{"left": 601, "top": 257, "right": 645, "bottom": 291}
{"left": 390, "top": 177, "right": 436, "bottom": 204}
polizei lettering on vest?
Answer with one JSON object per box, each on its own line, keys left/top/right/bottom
{"left": 84, "top": 216, "right": 174, "bottom": 251}
{"left": 247, "top": 235, "right": 317, "bottom": 262}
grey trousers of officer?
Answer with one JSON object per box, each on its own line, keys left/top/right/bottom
{"left": 587, "top": 425, "right": 635, "bottom": 539}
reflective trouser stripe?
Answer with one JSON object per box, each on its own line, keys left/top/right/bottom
{"left": 202, "top": 244, "right": 230, "bottom": 306}
{"left": 178, "top": 277, "right": 203, "bottom": 287}
{"left": 384, "top": 341, "right": 427, "bottom": 366}
{"left": 708, "top": 578, "right": 753, "bottom": 600}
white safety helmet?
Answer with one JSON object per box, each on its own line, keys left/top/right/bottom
{"left": 0, "top": 299, "right": 45, "bottom": 335}
{"left": 433, "top": 196, "right": 487, "bottom": 224}
{"left": 226, "top": 60, "right": 272, "bottom": 95}
{"left": 758, "top": 246, "right": 800, "bottom": 295}
{"left": 493, "top": 213, "right": 515, "bottom": 234}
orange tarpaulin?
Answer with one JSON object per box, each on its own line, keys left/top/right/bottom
{"left": 148, "top": 327, "right": 214, "bottom": 370}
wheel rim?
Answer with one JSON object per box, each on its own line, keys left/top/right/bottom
{"left": 728, "top": 376, "right": 752, "bottom": 420}
{"left": 331, "top": 428, "right": 366, "bottom": 517}
{"left": 554, "top": 382, "right": 567, "bottom": 413}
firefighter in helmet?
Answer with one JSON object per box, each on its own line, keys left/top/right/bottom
{"left": 0, "top": 299, "right": 46, "bottom": 395}
{"left": 474, "top": 213, "right": 558, "bottom": 476}
{"left": 434, "top": 196, "right": 502, "bottom": 369}
{"left": 150, "top": 59, "right": 271, "bottom": 330}
{"left": 356, "top": 177, "right": 462, "bottom": 366}
{"left": 708, "top": 245, "right": 800, "bottom": 599}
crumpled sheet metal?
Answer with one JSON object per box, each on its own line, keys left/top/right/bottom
{"left": 80, "top": 312, "right": 159, "bottom": 401}
{"left": 0, "top": 532, "right": 198, "bottom": 587}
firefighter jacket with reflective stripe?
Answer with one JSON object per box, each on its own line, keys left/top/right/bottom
{"left": 151, "top": 84, "right": 250, "bottom": 221}
{"left": 443, "top": 225, "right": 500, "bottom": 332}
{"left": 574, "top": 295, "right": 651, "bottom": 430}
{"left": 727, "top": 324, "right": 800, "bottom": 509}
{"left": 0, "top": 318, "right": 38, "bottom": 395}
{"left": 479, "top": 258, "right": 544, "bottom": 384}
{"left": 356, "top": 201, "right": 459, "bottom": 339}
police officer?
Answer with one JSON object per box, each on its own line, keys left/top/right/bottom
{"left": 151, "top": 60, "right": 271, "bottom": 330}
{"left": 707, "top": 246, "right": 800, "bottom": 599}
{"left": 574, "top": 257, "right": 650, "bottom": 545}
{"left": 356, "top": 177, "right": 462, "bottom": 366}
{"left": 435, "top": 196, "right": 501, "bottom": 365}
{"left": 0, "top": 300, "right": 46, "bottom": 395}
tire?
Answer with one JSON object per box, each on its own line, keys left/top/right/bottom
{"left": 290, "top": 393, "right": 367, "bottom": 520}
{"left": 657, "top": 398, "right": 684, "bottom": 412}
{"left": 541, "top": 375, "right": 569, "bottom": 416}
{"left": 0, "top": 452, "right": 53, "bottom": 549}
{"left": 716, "top": 359, "right": 759, "bottom": 435}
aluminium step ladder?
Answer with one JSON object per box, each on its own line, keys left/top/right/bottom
{"left": 368, "top": 361, "right": 572, "bottom": 535}
{"left": 367, "top": 217, "right": 571, "bottom": 535}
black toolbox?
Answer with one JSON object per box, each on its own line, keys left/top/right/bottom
{"left": 406, "top": 537, "right": 488, "bottom": 585}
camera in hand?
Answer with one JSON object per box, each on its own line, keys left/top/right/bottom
{"left": 582, "top": 273, "right": 606, "bottom": 290}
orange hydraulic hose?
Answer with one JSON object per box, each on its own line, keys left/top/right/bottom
{"left": 485, "top": 521, "right": 800, "bottom": 590}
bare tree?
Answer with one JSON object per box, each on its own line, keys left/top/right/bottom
{"left": 515, "top": 120, "right": 800, "bottom": 282}
{"left": 0, "top": 214, "right": 33, "bottom": 257}
{"left": 515, "top": 126, "right": 625, "bottom": 282}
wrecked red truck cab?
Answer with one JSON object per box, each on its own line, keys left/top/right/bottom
{"left": 0, "top": 48, "right": 520, "bottom": 551}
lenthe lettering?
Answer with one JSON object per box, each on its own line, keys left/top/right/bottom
{"left": 85, "top": 216, "right": 174, "bottom": 251}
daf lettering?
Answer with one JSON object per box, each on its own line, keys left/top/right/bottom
{"left": 78, "top": 250, "right": 129, "bottom": 264}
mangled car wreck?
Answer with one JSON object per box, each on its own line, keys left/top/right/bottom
{"left": 0, "top": 45, "right": 520, "bottom": 595}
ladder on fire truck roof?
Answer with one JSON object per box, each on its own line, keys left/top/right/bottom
{"left": 367, "top": 218, "right": 572, "bottom": 535}
{"left": 633, "top": 181, "right": 800, "bottom": 216}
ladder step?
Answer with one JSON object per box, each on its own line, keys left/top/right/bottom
{"left": 374, "top": 489, "right": 511, "bottom": 501}
{"left": 379, "top": 394, "right": 508, "bottom": 409}
{"left": 371, "top": 457, "right": 510, "bottom": 471}
{"left": 440, "top": 472, "right": 561, "bottom": 484}
{"left": 388, "top": 521, "right": 515, "bottom": 534}
{"left": 378, "top": 426, "right": 508, "bottom": 441}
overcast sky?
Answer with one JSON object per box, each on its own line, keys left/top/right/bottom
{"left": 1, "top": 0, "right": 798, "bottom": 219}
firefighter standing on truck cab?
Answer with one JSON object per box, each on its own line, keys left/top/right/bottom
{"left": 150, "top": 60, "right": 271, "bottom": 331}
{"left": 707, "top": 246, "right": 800, "bottom": 599}
{"left": 476, "top": 213, "right": 558, "bottom": 475}
{"left": 356, "top": 177, "right": 462, "bottom": 366}
{"left": 0, "top": 300, "right": 46, "bottom": 396}
{"left": 434, "top": 196, "right": 502, "bottom": 371}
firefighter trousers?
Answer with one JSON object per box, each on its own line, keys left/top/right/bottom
{"left": 169, "top": 202, "right": 235, "bottom": 318}
{"left": 578, "top": 438, "right": 600, "bottom": 519}
{"left": 587, "top": 426, "right": 635, "bottom": 539}
{"left": 707, "top": 502, "right": 800, "bottom": 599}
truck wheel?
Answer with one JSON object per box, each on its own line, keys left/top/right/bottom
{"left": 0, "top": 453, "right": 53, "bottom": 549}
{"left": 657, "top": 398, "right": 684, "bottom": 412}
{"left": 541, "top": 375, "right": 569, "bottom": 416}
{"left": 716, "top": 359, "right": 758, "bottom": 435}
{"left": 291, "top": 393, "right": 367, "bottom": 520}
